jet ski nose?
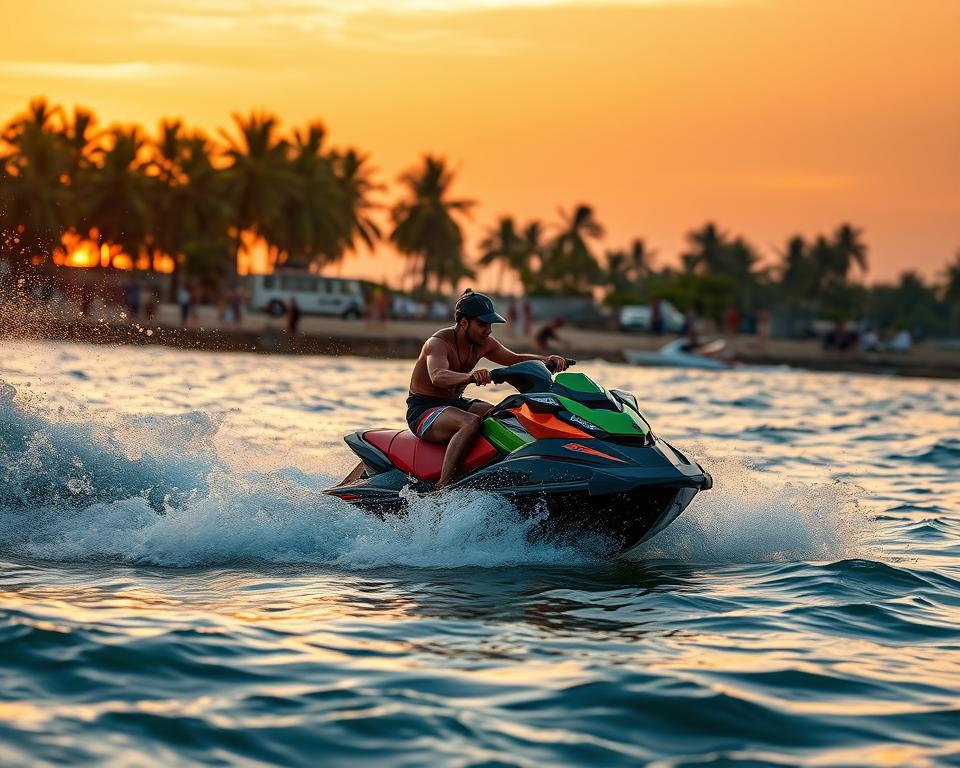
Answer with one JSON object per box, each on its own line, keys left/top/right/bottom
{"left": 698, "top": 465, "right": 713, "bottom": 491}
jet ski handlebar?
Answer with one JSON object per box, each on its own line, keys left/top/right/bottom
{"left": 489, "top": 358, "right": 576, "bottom": 392}
{"left": 546, "top": 357, "right": 577, "bottom": 373}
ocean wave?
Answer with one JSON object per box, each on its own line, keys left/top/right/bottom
{"left": 0, "top": 379, "right": 592, "bottom": 568}
{"left": 631, "top": 450, "right": 876, "bottom": 563}
{"left": 0, "top": 377, "right": 874, "bottom": 570}
{"left": 888, "top": 438, "right": 960, "bottom": 469}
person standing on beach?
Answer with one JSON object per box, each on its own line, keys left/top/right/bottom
{"left": 178, "top": 285, "right": 191, "bottom": 327}
{"left": 522, "top": 299, "right": 533, "bottom": 337}
{"left": 755, "top": 307, "right": 770, "bottom": 352}
{"left": 650, "top": 297, "right": 663, "bottom": 336}
{"left": 407, "top": 289, "right": 567, "bottom": 490}
{"left": 287, "top": 296, "right": 302, "bottom": 337}
{"left": 683, "top": 306, "right": 701, "bottom": 351}
{"left": 506, "top": 300, "right": 518, "bottom": 337}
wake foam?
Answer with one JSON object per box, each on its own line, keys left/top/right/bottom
{"left": 0, "top": 380, "right": 589, "bottom": 569}
{"left": 0, "top": 380, "right": 875, "bottom": 569}
{"left": 630, "top": 446, "right": 877, "bottom": 563}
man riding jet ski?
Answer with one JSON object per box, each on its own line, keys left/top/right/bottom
{"left": 401, "top": 289, "right": 569, "bottom": 490}
{"left": 326, "top": 294, "right": 712, "bottom": 555}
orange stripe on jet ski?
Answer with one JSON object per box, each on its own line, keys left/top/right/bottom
{"left": 562, "top": 442, "right": 626, "bottom": 462}
{"left": 516, "top": 404, "right": 589, "bottom": 439}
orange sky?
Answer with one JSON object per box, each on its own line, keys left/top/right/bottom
{"left": 3, "top": 0, "right": 958, "bottom": 285}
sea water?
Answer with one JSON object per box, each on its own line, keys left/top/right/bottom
{"left": 0, "top": 341, "right": 958, "bottom": 766}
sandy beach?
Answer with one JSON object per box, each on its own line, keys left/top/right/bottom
{"left": 4, "top": 300, "right": 959, "bottom": 379}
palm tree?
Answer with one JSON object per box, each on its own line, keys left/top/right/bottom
{"left": 941, "top": 250, "right": 960, "bottom": 333}
{"left": 149, "top": 119, "right": 189, "bottom": 268}
{"left": 515, "top": 220, "right": 546, "bottom": 292}
{"left": 219, "top": 112, "right": 296, "bottom": 277}
{"left": 832, "top": 223, "right": 868, "bottom": 279}
{"left": 76, "top": 125, "right": 155, "bottom": 266}
{"left": 779, "top": 235, "right": 815, "bottom": 303}
{"left": 61, "top": 106, "right": 97, "bottom": 178}
{"left": 148, "top": 124, "right": 232, "bottom": 291}
{"left": 478, "top": 216, "right": 523, "bottom": 293}
{"left": 603, "top": 249, "right": 629, "bottom": 293}
{"left": 943, "top": 250, "right": 960, "bottom": 305}
{"left": 543, "top": 204, "right": 603, "bottom": 295}
{"left": 726, "top": 237, "right": 760, "bottom": 281}
{"left": 273, "top": 134, "right": 382, "bottom": 273}
{"left": 682, "top": 222, "right": 730, "bottom": 275}
{"left": 331, "top": 148, "right": 382, "bottom": 258}
{"left": 0, "top": 99, "right": 73, "bottom": 268}
{"left": 390, "top": 155, "right": 474, "bottom": 296}
{"left": 604, "top": 238, "right": 656, "bottom": 294}
{"left": 272, "top": 122, "right": 337, "bottom": 269}
{"left": 812, "top": 233, "right": 852, "bottom": 288}
{"left": 809, "top": 235, "right": 837, "bottom": 287}
{"left": 625, "top": 238, "right": 656, "bottom": 279}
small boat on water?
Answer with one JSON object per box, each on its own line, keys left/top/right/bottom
{"left": 624, "top": 338, "right": 734, "bottom": 370}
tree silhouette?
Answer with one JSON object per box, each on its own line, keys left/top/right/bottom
{"left": 0, "top": 99, "right": 73, "bottom": 267}
{"left": 540, "top": 204, "right": 603, "bottom": 295}
{"left": 149, "top": 124, "right": 232, "bottom": 290}
{"left": 682, "top": 222, "right": 730, "bottom": 275}
{"left": 273, "top": 122, "right": 338, "bottom": 269}
{"left": 331, "top": 148, "right": 382, "bottom": 257}
{"left": 390, "top": 155, "right": 474, "bottom": 295}
{"left": 941, "top": 250, "right": 960, "bottom": 333}
{"left": 604, "top": 238, "right": 656, "bottom": 294}
{"left": 219, "top": 112, "right": 296, "bottom": 277}
{"left": 76, "top": 125, "right": 155, "bottom": 266}
{"left": 479, "top": 216, "right": 524, "bottom": 293}
{"left": 833, "top": 223, "right": 868, "bottom": 278}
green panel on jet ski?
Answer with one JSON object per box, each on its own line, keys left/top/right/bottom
{"left": 556, "top": 395, "right": 650, "bottom": 436}
{"left": 554, "top": 372, "right": 603, "bottom": 393}
{"left": 483, "top": 418, "right": 531, "bottom": 453}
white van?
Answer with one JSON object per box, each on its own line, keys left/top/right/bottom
{"left": 247, "top": 273, "right": 365, "bottom": 319}
{"left": 619, "top": 300, "right": 687, "bottom": 333}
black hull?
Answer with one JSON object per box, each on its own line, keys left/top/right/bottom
{"left": 511, "top": 485, "right": 698, "bottom": 555}
{"left": 326, "top": 475, "right": 701, "bottom": 557}
{"left": 326, "top": 431, "right": 711, "bottom": 557}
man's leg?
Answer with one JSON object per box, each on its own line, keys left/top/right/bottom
{"left": 421, "top": 407, "right": 482, "bottom": 490}
{"left": 468, "top": 401, "right": 493, "bottom": 418}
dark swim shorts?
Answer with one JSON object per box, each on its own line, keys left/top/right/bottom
{"left": 406, "top": 394, "right": 480, "bottom": 438}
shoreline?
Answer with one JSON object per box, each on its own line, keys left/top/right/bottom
{"left": 3, "top": 304, "right": 959, "bottom": 380}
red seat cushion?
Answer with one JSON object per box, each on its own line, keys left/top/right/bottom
{"left": 362, "top": 429, "right": 498, "bottom": 482}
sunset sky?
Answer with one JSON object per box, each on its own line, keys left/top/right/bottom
{"left": 3, "top": 0, "right": 958, "bottom": 284}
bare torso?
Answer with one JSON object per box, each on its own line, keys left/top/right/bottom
{"left": 409, "top": 327, "right": 496, "bottom": 399}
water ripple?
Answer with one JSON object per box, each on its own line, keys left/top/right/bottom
{"left": 0, "top": 342, "right": 957, "bottom": 765}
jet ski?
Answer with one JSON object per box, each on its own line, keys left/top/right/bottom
{"left": 325, "top": 360, "right": 712, "bottom": 556}
{"left": 624, "top": 338, "right": 734, "bottom": 370}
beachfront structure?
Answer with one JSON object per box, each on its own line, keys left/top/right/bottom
{"left": 246, "top": 272, "right": 365, "bottom": 319}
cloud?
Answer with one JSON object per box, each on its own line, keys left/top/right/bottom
{"left": 0, "top": 59, "right": 287, "bottom": 87}
{"left": 133, "top": 0, "right": 737, "bottom": 54}
{"left": 142, "top": 0, "right": 735, "bottom": 16}
{"left": 0, "top": 61, "right": 183, "bottom": 82}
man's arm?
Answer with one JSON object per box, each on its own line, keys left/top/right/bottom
{"left": 485, "top": 338, "right": 567, "bottom": 370}
{"left": 424, "top": 338, "right": 474, "bottom": 389}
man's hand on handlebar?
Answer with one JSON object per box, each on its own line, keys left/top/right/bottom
{"left": 545, "top": 355, "right": 568, "bottom": 372}
{"left": 471, "top": 369, "right": 493, "bottom": 386}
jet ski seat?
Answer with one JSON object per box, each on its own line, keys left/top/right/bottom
{"left": 363, "top": 429, "right": 497, "bottom": 482}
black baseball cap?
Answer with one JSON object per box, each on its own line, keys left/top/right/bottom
{"left": 455, "top": 290, "right": 506, "bottom": 324}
